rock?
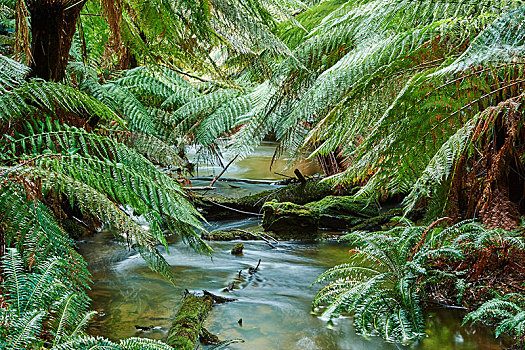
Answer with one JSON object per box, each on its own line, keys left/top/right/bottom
{"left": 231, "top": 243, "right": 244, "bottom": 255}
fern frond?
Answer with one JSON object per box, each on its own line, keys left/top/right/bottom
{"left": 403, "top": 116, "right": 478, "bottom": 213}
{"left": 0, "top": 79, "right": 122, "bottom": 124}
{"left": 0, "top": 53, "right": 28, "bottom": 92}
{"left": 0, "top": 186, "right": 91, "bottom": 292}
{"left": 99, "top": 129, "right": 184, "bottom": 166}
{"left": 438, "top": 5, "right": 525, "bottom": 74}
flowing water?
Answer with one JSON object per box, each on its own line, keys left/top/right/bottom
{"left": 81, "top": 144, "right": 509, "bottom": 349}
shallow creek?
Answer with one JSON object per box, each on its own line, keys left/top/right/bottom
{"left": 80, "top": 144, "right": 508, "bottom": 349}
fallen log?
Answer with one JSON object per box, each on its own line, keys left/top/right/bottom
{"left": 194, "top": 179, "right": 349, "bottom": 220}
{"left": 166, "top": 291, "right": 213, "bottom": 349}
{"left": 203, "top": 290, "right": 237, "bottom": 304}
{"left": 184, "top": 186, "right": 216, "bottom": 191}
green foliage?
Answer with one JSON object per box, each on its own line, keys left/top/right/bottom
{"left": 77, "top": 0, "right": 300, "bottom": 75}
{"left": 313, "top": 220, "right": 523, "bottom": 344}
{"left": 0, "top": 50, "right": 209, "bottom": 297}
{"left": 0, "top": 54, "right": 27, "bottom": 92}
{"left": 0, "top": 249, "right": 90, "bottom": 349}
{"left": 1, "top": 121, "right": 209, "bottom": 279}
{"left": 464, "top": 294, "right": 525, "bottom": 345}
{"left": 0, "top": 249, "right": 176, "bottom": 349}
{"left": 0, "top": 185, "right": 90, "bottom": 291}
{"left": 313, "top": 225, "right": 442, "bottom": 342}
{"left": 0, "top": 51, "right": 210, "bottom": 350}
{"left": 213, "top": 0, "right": 525, "bottom": 220}
{"left": 53, "top": 336, "right": 176, "bottom": 349}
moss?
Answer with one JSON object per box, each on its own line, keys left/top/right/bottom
{"left": 194, "top": 180, "right": 352, "bottom": 220}
{"left": 201, "top": 229, "right": 261, "bottom": 241}
{"left": 306, "top": 196, "right": 379, "bottom": 217}
{"left": 166, "top": 293, "right": 213, "bottom": 349}
{"left": 231, "top": 243, "right": 244, "bottom": 255}
{"left": 262, "top": 196, "right": 389, "bottom": 235}
{"left": 262, "top": 200, "right": 320, "bottom": 239}
{"left": 352, "top": 209, "right": 402, "bottom": 231}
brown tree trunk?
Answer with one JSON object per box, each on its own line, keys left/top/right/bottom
{"left": 27, "top": 0, "right": 85, "bottom": 81}
{"left": 0, "top": 226, "right": 5, "bottom": 261}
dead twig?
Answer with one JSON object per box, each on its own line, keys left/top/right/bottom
{"left": 236, "top": 229, "right": 277, "bottom": 249}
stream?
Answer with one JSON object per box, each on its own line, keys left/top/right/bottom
{"left": 80, "top": 144, "right": 508, "bottom": 349}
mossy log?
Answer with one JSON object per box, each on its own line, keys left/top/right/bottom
{"left": 166, "top": 292, "right": 213, "bottom": 350}
{"left": 262, "top": 196, "right": 427, "bottom": 238}
{"left": 261, "top": 201, "right": 320, "bottom": 239}
{"left": 261, "top": 196, "right": 382, "bottom": 238}
{"left": 201, "top": 229, "right": 261, "bottom": 241}
{"left": 194, "top": 180, "right": 353, "bottom": 220}
{"left": 307, "top": 195, "right": 380, "bottom": 229}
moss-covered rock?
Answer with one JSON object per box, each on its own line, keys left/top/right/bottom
{"left": 262, "top": 200, "right": 320, "bottom": 239}
{"left": 231, "top": 243, "right": 244, "bottom": 255}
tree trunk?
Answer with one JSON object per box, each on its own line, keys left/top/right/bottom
{"left": 0, "top": 226, "right": 5, "bottom": 261}
{"left": 27, "top": 0, "right": 85, "bottom": 81}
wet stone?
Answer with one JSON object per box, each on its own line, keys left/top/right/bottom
{"left": 231, "top": 243, "right": 244, "bottom": 255}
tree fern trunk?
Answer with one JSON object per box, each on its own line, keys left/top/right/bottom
{"left": 0, "top": 226, "right": 4, "bottom": 263}
{"left": 27, "top": 0, "right": 85, "bottom": 81}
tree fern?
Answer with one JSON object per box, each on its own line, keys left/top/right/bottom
{"left": 99, "top": 129, "right": 184, "bottom": 166}
{"left": 1, "top": 119, "right": 209, "bottom": 278}
{"left": 54, "top": 336, "right": 176, "bottom": 350}
{"left": 402, "top": 115, "right": 479, "bottom": 213}
{"left": 438, "top": 5, "right": 525, "bottom": 74}
{"left": 0, "top": 53, "right": 28, "bottom": 92}
{"left": 0, "top": 185, "right": 90, "bottom": 292}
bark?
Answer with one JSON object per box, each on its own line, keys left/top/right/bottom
{"left": 0, "top": 226, "right": 5, "bottom": 261}
{"left": 27, "top": 0, "right": 85, "bottom": 81}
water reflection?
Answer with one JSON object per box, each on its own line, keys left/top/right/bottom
{"left": 186, "top": 141, "right": 321, "bottom": 180}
